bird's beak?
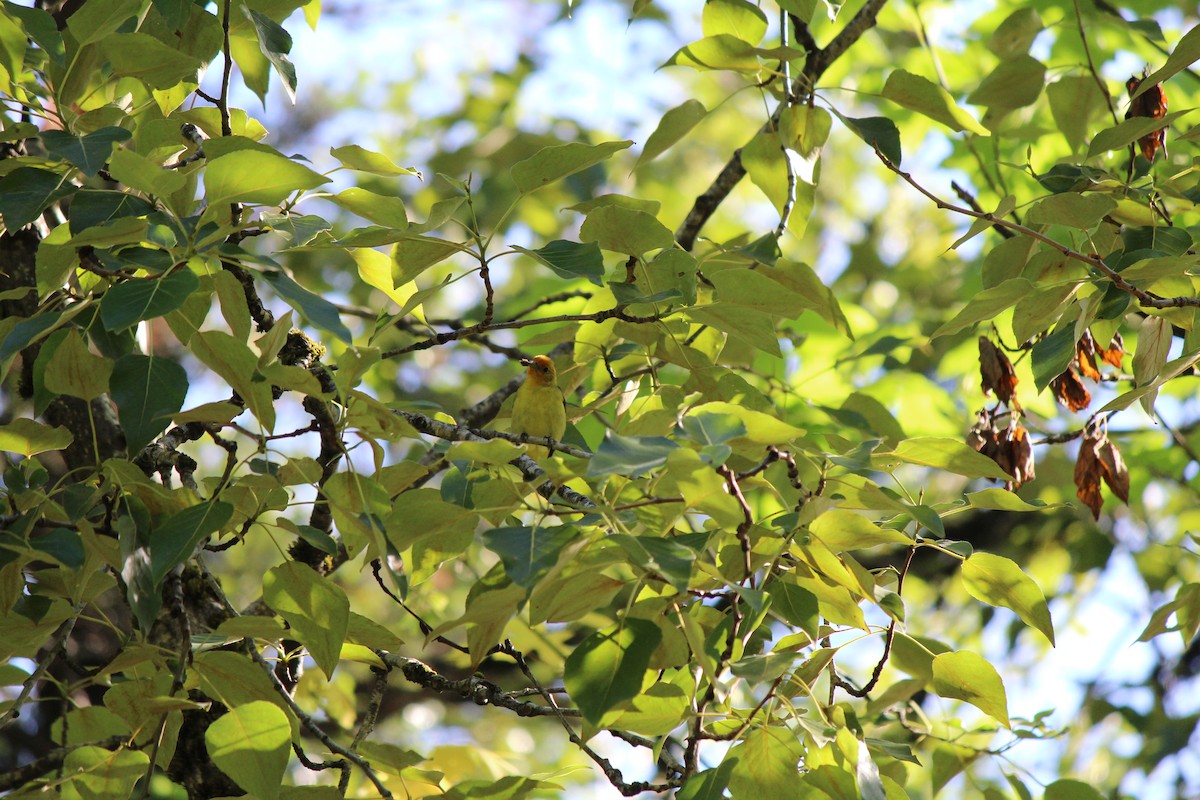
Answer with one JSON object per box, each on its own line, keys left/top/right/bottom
{"left": 519, "top": 358, "right": 533, "bottom": 367}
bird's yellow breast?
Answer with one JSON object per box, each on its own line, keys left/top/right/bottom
{"left": 511, "top": 382, "right": 566, "bottom": 456}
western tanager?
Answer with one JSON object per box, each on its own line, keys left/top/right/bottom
{"left": 511, "top": 355, "right": 566, "bottom": 458}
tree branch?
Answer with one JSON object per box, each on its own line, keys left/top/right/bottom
{"left": 676, "top": 0, "right": 890, "bottom": 250}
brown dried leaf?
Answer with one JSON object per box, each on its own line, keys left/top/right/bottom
{"left": 1096, "top": 437, "right": 1130, "bottom": 504}
{"left": 1099, "top": 332, "right": 1125, "bottom": 369}
{"left": 1051, "top": 369, "right": 1092, "bottom": 412}
{"left": 978, "top": 337, "right": 1020, "bottom": 409}
{"left": 1076, "top": 332, "right": 1101, "bottom": 381}
{"left": 1001, "top": 424, "right": 1035, "bottom": 488}
{"left": 1074, "top": 432, "right": 1104, "bottom": 520}
{"left": 1126, "top": 75, "right": 1168, "bottom": 161}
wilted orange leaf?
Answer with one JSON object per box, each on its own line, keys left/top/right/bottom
{"left": 1126, "top": 74, "right": 1168, "bottom": 161}
{"left": 1051, "top": 369, "right": 1091, "bottom": 412}
{"left": 1074, "top": 432, "right": 1104, "bottom": 520}
{"left": 1097, "top": 437, "right": 1130, "bottom": 504}
{"left": 1076, "top": 332, "right": 1101, "bottom": 381}
{"left": 1099, "top": 332, "right": 1125, "bottom": 369}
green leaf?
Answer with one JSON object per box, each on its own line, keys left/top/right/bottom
{"left": 63, "top": 746, "right": 149, "bottom": 800}
{"left": 837, "top": 114, "right": 901, "bottom": 164}
{"left": 510, "top": 140, "right": 632, "bottom": 194}
{"left": 243, "top": 7, "right": 297, "bottom": 103}
{"left": 966, "top": 55, "right": 1045, "bottom": 110}
{"left": 191, "top": 330, "right": 276, "bottom": 431}
{"left": 1044, "top": 779, "right": 1105, "bottom": 800}
{"left": 204, "top": 149, "right": 329, "bottom": 207}
{"left": 1088, "top": 111, "right": 1194, "bottom": 159}
{"left": 0, "top": 167, "right": 75, "bottom": 229}
{"left": 1133, "top": 24, "right": 1200, "bottom": 100}
{"left": 931, "top": 278, "right": 1033, "bottom": 339}
{"left": 727, "top": 727, "right": 803, "bottom": 799}
{"left": 392, "top": 235, "right": 460, "bottom": 284}
{"left": 4, "top": 3, "right": 64, "bottom": 64}
{"left": 882, "top": 70, "right": 988, "bottom": 134}
{"left": 810, "top": 508, "right": 911, "bottom": 550}
{"left": 1025, "top": 193, "right": 1117, "bottom": 229}
{"left": 66, "top": 0, "right": 141, "bottom": 47}
{"left": 513, "top": 239, "right": 605, "bottom": 285}
{"left": 608, "top": 681, "right": 689, "bottom": 736}
{"left": 68, "top": 189, "right": 156, "bottom": 233}
{"left": 1048, "top": 77, "right": 1108, "bottom": 151}
{"left": 878, "top": 437, "right": 1013, "bottom": 480}
{"left": 636, "top": 99, "right": 708, "bottom": 169}
{"left": 31, "top": 528, "right": 84, "bottom": 569}
{"left": 41, "top": 127, "right": 132, "bottom": 177}
{"left": 686, "top": 303, "right": 782, "bottom": 357}
{"left": 100, "top": 269, "right": 199, "bottom": 332}
{"left": 771, "top": 581, "right": 819, "bottom": 638}
{"left": 589, "top": 434, "right": 677, "bottom": 477}
{"left": 579, "top": 205, "right": 675, "bottom": 256}
{"left": 665, "top": 34, "right": 760, "bottom": 71}
{"left": 740, "top": 130, "right": 815, "bottom": 238}
{"left": 106, "top": 147, "right": 188, "bottom": 197}
{"left": 330, "top": 144, "right": 420, "bottom": 177}
{"left": 204, "top": 700, "right": 291, "bottom": 800}
{"left": 962, "top": 552, "right": 1055, "bottom": 646}
{"left": 0, "top": 418, "right": 73, "bottom": 456}
{"left": 1030, "top": 325, "right": 1076, "bottom": 392}
{"left": 263, "top": 562, "right": 350, "bottom": 679}
{"left": 44, "top": 329, "right": 111, "bottom": 402}
{"left": 676, "top": 762, "right": 736, "bottom": 800}
{"left": 1133, "top": 315, "right": 1172, "bottom": 388}
{"left": 563, "top": 617, "right": 662, "bottom": 725}
{"left": 100, "top": 32, "right": 203, "bottom": 89}
{"left": 702, "top": 0, "right": 768, "bottom": 43}
{"left": 986, "top": 8, "right": 1042, "bottom": 58}
{"left": 331, "top": 187, "right": 409, "bottom": 227}
{"left": 966, "top": 489, "right": 1052, "bottom": 512}
{"left": 260, "top": 269, "right": 353, "bottom": 344}
{"left": 932, "top": 650, "right": 1010, "bottom": 727}
{"left": 483, "top": 525, "right": 577, "bottom": 589}
{"left": 614, "top": 534, "right": 696, "bottom": 589}
{"left": 109, "top": 354, "right": 188, "bottom": 454}
{"left": 149, "top": 501, "right": 234, "bottom": 586}
{"left": 856, "top": 737, "right": 887, "bottom": 800}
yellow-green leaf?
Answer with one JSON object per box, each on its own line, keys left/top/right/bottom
{"left": 962, "top": 552, "right": 1055, "bottom": 646}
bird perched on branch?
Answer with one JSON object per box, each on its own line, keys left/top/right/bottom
{"left": 511, "top": 355, "right": 567, "bottom": 459}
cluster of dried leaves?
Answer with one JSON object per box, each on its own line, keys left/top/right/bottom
{"left": 1050, "top": 330, "right": 1125, "bottom": 413}
{"left": 1075, "top": 424, "right": 1131, "bottom": 520}
{"left": 969, "top": 335, "right": 1131, "bottom": 519}
{"left": 971, "top": 337, "right": 1034, "bottom": 490}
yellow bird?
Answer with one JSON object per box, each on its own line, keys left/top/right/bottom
{"left": 511, "top": 355, "right": 567, "bottom": 458}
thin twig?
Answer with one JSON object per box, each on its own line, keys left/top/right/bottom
{"left": 878, "top": 150, "right": 1200, "bottom": 309}
{"left": 0, "top": 605, "right": 83, "bottom": 730}
{"left": 1072, "top": 0, "right": 1118, "bottom": 124}
{"left": 246, "top": 643, "right": 394, "bottom": 799}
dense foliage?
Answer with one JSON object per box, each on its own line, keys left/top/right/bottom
{"left": 2, "top": 0, "right": 1200, "bottom": 798}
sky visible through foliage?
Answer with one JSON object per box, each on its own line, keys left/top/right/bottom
{"left": 239, "top": 1, "right": 1197, "bottom": 795}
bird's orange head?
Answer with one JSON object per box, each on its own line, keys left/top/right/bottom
{"left": 521, "top": 355, "right": 557, "bottom": 387}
